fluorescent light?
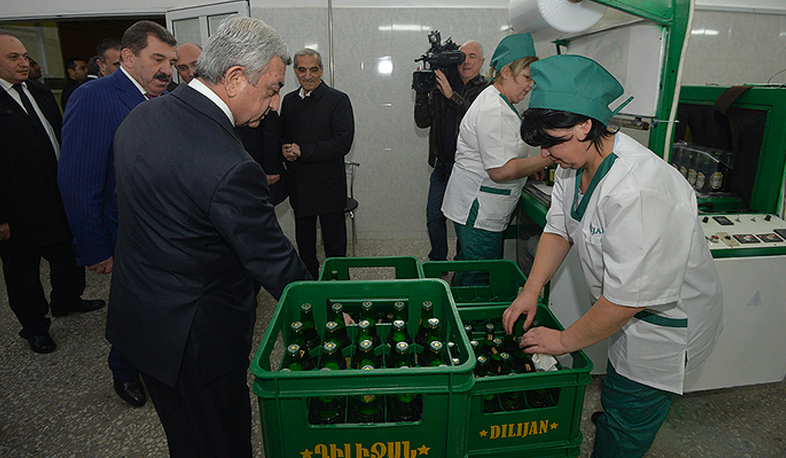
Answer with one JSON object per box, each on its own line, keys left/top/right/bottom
{"left": 378, "top": 57, "right": 393, "bottom": 75}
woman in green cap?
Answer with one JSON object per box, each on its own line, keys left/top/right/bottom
{"left": 501, "top": 55, "right": 723, "bottom": 458}
{"left": 442, "top": 33, "right": 552, "bottom": 283}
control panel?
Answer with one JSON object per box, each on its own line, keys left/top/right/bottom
{"left": 700, "top": 213, "right": 786, "bottom": 253}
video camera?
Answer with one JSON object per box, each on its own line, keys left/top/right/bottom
{"left": 412, "top": 30, "right": 465, "bottom": 92}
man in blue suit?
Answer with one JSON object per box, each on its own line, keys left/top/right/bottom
{"left": 58, "top": 20, "right": 177, "bottom": 408}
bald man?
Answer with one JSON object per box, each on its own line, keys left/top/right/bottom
{"left": 175, "top": 42, "right": 201, "bottom": 83}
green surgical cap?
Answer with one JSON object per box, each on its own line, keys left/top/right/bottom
{"left": 489, "top": 33, "right": 536, "bottom": 71}
{"left": 529, "top": 55, "right": 627, "bottom": 125}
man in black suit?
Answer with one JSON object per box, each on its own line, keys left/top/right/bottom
{"left": 280, "top": 48, "right": 354, "bottom": 278}
{"left": 107, "top": 17, "right": 310, "bottom": 458}
{"left": 0, "top": 32, "right": 103, "bottom": 354}
{"left": 60, "top": 57, "right": 88, "bottom": 109}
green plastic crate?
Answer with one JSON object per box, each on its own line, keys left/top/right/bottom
{"left": 458, "top": 304, "right": 592, "bottom": 458}
{"left": 251, "top": 279, "right": 474, "bottom": 458}
{"left": 421, "top": 260, "right": 527, "bottom": 305}
{"left": 320, "top": 256, "right": 423, "bottom": 281}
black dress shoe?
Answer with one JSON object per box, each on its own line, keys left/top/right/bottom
{"left": 114, "top": 375, "right": 147, "bottom": 407}
{"left": 29, "top": 333, "right": 57, "bottom": 354}
{"left": 52, "top": 299, "right": 105, "bottom": 317}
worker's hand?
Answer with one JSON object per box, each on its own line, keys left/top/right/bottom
{"left": 88, "top": 256, "right": 113, "bottom": 275}
{"left": 266, "top": 174, "right": 280, "bottom": 186}
{"left": 434, "top": 70, "right": 454, "bottom": 100}
{"left": 502, "top": 289, "right": 538, "bottom": 335}
{"left": 520, "top": 325, "right": 567, "bottom": 356}
{"left": 0, "top": 223, "right": 10, "bottom": 240}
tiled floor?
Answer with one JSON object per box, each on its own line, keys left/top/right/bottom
{"left": 1, "top": 239, "right": 784, "bottom": 457}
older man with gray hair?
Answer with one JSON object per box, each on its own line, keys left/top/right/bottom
{"left": 107, "top": 16, "right": 310, "bottom": 458}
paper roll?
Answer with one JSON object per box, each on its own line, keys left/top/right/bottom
{"left": 509, "top": 0, "right": 607, "bottom": 41}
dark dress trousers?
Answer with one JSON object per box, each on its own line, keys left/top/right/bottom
{"left": 0, "top": 80, "right": 85, "bottom": 338}
{"left": 108, "top": 84, "right": 309, "bottom": 457}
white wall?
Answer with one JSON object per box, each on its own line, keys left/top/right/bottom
{"left": 2, "top": 1, "right": 785, "bottom": 243}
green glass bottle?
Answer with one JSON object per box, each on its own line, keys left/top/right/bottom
{"left": 324, "top": 320, "right": 351, "bottom": 350}
{"left": 480, "top": 323, "right": 496, "bottom": 357}
{"left": 309, "top": 394, "right": 345, "bottom": 425}
{"left": 414, "top": 301, "right": 434, "bottom": 347}
{"left": 360, "top": 301, "right": 376, "bottom": 327}
{"left": 425, "top": 317, "right": 441, "bottom": 346}
{"left": 329, "top": 269, "right": 340, "bottom": 280}
{"left": 503, "top": 333, "right": 535, "bottom": 373}
{"left": 357, "top": 319, "right": 381, "bottom": 348}
{"left": 281, "top": 343, "right": 305, "bottom": 372}
{"left": 464, "top": 324, "right": 474, "bottom": 340}
{"left": 348, "top": 365, "right": 384, "bottom": 423}
{"left": 474, "top": 355, "right": 490, "bottom": 377}
{"left": 388, "top": 392, "right": 422, "bottom": 422}
{"left": 319, "top": 341, "right": 346, "bottom": 370}
{"left": 289, "top": 321, "right": 306, "bottom": 348}
{"left": 392, "top": 301, "right": 407, "bottom": 323}
{"left": 386, "top": 319, "right": 412, "bottom": 348}
{"left": 499, "top": 353, "right": 526, "bottom": 411}
{"left": 351, "top": 339, "right": 379, "bottom": 369}
{"left": 299, "top": 303, "right": 322, "bottom": 351}
{"left": 388, "top": 341, "right": 413, "bottom": 368}
{"left": 420, "top": 340, "right": 447, "bottom": 367}
{"left": 309, "top": 341, "right": 346, "bottom": 425}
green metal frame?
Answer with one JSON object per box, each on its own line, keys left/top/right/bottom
{"left": 679, "top": 85, "right": 786, "bottom": 215}
{"left": 589, "top": 0, "right": 691, "bottom": 157}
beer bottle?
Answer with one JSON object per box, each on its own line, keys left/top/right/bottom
{"left": 480, "top": 323, "right": 496, "bottom": 357}
{"left": 392, "top": 300, "right": 407, "bottom": 323}
{"left": 360, "top": 301, "right": 377, "bottom": 327}
{"left": 420, "top": 340, "right": 447, "bottom": 367}
{"left": 414, "top": 301, "right": 434, "bottom": 347}
{"left": 388, "top": 392, "right": 422, "bottom": 422}
{"left": 503, "top": 334, "right": 535, "bottom": 373}
{"left": 329, "top": 269, "right": 340, "bottom": 280}
{"left": 447, "top": 341, "right": 459, "bottom": 360}
{"left": 324, "top": 320, "right": 351, "bottom": 351}
{"left": 388, "top": 341, "right": 414, "bottom": 368}
{"left": 387, "top": 319, "right": 412, "bottom": 348}
{"left": 425, "top": 317, "right": 441, "bottom": 346}
{"left": 474, "top": 355, "right": 491, "bottom": 377}
{"left": 525, "top": 388, "right": 552, "bottom": 409}
{"left": 469, "top": 339, "right": 479, "bottom": 356}
{"left": 349, "top": 382, "right": 384, "bottom": 423}
{"left": 319, "top": 341, "right": 346, "bottom": 370}
{"left": 357, "top": 319, "right": 381, "bottom": 348}
{"left": 464, "top": 324, "right": 473, "bottom": 340}
{"left": 351, "top": 339, "right": 379, "bottom": 369}
{"left": 330, "top": 302, "right": 346, "bottom": 324}
{"left": 499, "top": 357, "right": 526, "bottom": 411}
{"left": 289, "top": 321, "right": 306, "bottom": 349}
{"left": 299, "top": 303, "right": 321, "bottom": 351}
{"left": 482, "top": 391, "right": 501, "bottom": 413}
{"left": 281, "top": 343, "right": 305, "bottom": 372}
{"left": 309, "top": 341, "right": 346, "bottom": 425}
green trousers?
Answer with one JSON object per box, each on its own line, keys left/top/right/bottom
{"left": 452, "top": 200, "right": 505, "bottom": 286}
{"left": 592, "top": 363, "right": 675, "bottom": 458}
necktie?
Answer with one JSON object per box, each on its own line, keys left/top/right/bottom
{"left": 12, "top": 83, "right": 48, "bottom": 138}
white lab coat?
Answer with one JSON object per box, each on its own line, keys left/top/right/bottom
{"left": 442, "top": 85, "right": 538, "bottom": 232}
{"left": 545, "top": 133, "right": 723, "bottom": 394}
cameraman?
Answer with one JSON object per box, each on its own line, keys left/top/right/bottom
{"left": 415, "top": 40, "right": 488, "bottom": 262}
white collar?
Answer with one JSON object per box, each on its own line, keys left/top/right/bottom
{"left": 188, "top": 78, "right": 235, "bottom": 125}
{"left": 119, "top": 65, "right": 147, "bottom": 96}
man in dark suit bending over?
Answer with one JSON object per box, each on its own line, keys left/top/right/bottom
{"left": 107, "top": 17, "right": 310, "bottom": 458}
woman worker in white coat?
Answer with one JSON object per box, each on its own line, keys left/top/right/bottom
{"left": 501, "top": 55, "right": 723, "bottom": 458}
{"left": 442, "top": 33, "right": 552, "bottom": 284}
